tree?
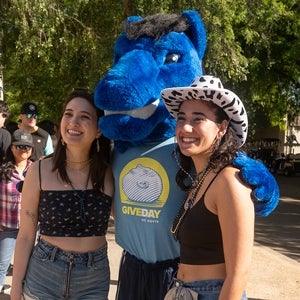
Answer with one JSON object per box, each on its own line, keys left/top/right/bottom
{"left": 237, "top": 0, "right": 300, "bottom": 134}
{"left": 1, "top": 0, "right": 124, "bottom": 122}
{"left": 1, "top": 0, "right": 299, "bottom": 135}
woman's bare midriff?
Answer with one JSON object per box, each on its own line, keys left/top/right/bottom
{"left": 177, "top": 263, "right": 226, "bottom": 282}
{"left": 41, "top": 235, "right": 107, "bottom": 252}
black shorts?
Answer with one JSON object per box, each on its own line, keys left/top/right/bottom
{"left": 115, "top": 251, "right": 179, "bottom": 300}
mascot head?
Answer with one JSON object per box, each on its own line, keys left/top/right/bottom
{"left": 94, "top": 10, "right": 206, "bottom": 152}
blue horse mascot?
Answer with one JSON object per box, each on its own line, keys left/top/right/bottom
{"left": 94, "top": 10, "right": 279, "bottom": 300}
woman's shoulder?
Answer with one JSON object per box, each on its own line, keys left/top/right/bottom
{"left": 212, "top": 165, "right": 251, "bottom": 192}
{"left": 218, "top": 164, "right": 239, "bottom": 176}
{"left": 201, "top": 167, "right": 252, "bottom": 218}
{"left": 27, "top": 157, "right": 53, "bottom": 174}
{"left": 38, "top": 157, "right": 54, "bottom": 168}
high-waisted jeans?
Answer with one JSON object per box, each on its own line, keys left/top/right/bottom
{"left": 23, "top": 239, "right": 110, "bottom": 300}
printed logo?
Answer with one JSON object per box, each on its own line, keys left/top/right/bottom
{"left": 119, "top": 157, "right": 170, "bottom": 208}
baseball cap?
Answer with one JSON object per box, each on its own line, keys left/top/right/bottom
{"left": 12, "top": 129, "right": 34, "bottom": 147}
{"left": 20, "top": 102, "right": 39, "bottom": 115}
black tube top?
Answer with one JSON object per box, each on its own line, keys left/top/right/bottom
{"left": 38, "top": 189, "right": 112, "bottom": 237}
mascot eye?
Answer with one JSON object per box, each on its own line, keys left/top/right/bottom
{"left": 164, "top": 53, "right": 180, "bottom": 64}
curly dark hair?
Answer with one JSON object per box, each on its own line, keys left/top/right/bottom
{"left": 174, "top": 101, "right": 239, "bottom": 191}
{"left": 0, "top": 147, "right": 15, "bottom": 182}
{"left": 52, "top": 89, "right": 112, "bottom": 191}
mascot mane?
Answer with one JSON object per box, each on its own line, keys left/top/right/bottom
{"left": 124, "top": 13, "right": 190, "bottom": 40}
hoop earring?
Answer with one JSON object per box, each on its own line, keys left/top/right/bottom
{"left": 96, "top": 139, "right": 100, "bottom": 153}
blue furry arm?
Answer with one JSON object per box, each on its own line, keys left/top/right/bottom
{"left": 233, "top": 151, "right": 279, "bottom": 216}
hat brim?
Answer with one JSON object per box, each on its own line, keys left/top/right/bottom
{"left": 12, "top": 141, "right": 34, "bottom": 147}
{"left": 161, "top": 86, "right": 248, "bottom": 147}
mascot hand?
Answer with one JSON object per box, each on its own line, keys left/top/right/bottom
{"left": 233, "top": 152, "right": 279, "bottom": 216}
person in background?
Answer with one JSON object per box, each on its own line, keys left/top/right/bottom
{"left": 11, "top": 89, "right": 114, "bottom": 300}
{"left": 38, "top": 119, "right": 59, "bottom": 150}
{"left": 5, "top": 121, "right": 19, "bottom": 135}
{"left": 161, "top": 75, "right": 254, "bottom": 299}
{"left": 18, "top": 102, "right": 53, "bottom": 161}
{"left": 0, "top": 129, "right": 33, "bottom": 294}
{"left": 0, "top": 101, "right": 11, "bottom": 163}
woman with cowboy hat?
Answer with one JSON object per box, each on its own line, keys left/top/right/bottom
{"left": 161, "top": 75, "right": 253, "bottom": 299}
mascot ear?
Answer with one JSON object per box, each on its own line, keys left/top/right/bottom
{"left": 182, "top": 10, "right": 207, "bottom": 60}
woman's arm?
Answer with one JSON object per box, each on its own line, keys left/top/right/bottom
{"left": 10, "top": 161, "right": 40, "bottom": 300}
{"left": 216, "top": 167, "right": 254, "bottom": 300}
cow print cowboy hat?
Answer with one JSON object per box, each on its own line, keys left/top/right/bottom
{"left": 161, "top": 75, "right": 248, "bottom": 147}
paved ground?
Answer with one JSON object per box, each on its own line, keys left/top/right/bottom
{"left": 1, "top": 174, "right": 300, "bottom": 300}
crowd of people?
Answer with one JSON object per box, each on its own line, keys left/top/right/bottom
{"left": 0, "top": 76, "right": 261, "bottom": 299}
{"left": 0, "top": 100, "right": 57, "bottom": 295}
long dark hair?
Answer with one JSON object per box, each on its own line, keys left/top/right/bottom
{"left": 175, "top": 101, "right": 239, "bottom": 191}
{"left": 52, "top": 89, "right": 111, "bottom": 191}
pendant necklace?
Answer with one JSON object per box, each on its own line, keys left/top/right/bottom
{"left": 69, "top": 167, "right": 91, "bottom": 222}
{"left": 171, "top": 165, "right": 212, "bottom": 238}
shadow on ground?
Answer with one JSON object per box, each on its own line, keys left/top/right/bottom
{"left": 254, "top": 174, "right": 300, "bottom": 262}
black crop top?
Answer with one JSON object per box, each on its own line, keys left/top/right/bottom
{"left": 38, "top": 161, "right": 112, "bottom": 237}
{"left": 177, "top": 171, "right": 225, "bottom": 265}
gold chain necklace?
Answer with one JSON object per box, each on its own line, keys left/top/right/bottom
{"left": 171, "top": 166, "right": 212, "bottom": 238}
{"left": 66, "top": 159, "right": 91, "bottom": 164}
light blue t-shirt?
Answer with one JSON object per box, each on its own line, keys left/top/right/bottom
{"left": 113, "top": 137, "right": 186, "bottom": 263}
{"left": 44, "top": 135, "right": 54, "bottom": 156}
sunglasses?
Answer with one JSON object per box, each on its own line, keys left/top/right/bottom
{"left": 25, "top": 113, "right": 38, "bottom": 119}
{"left": 15, "top": 145, "right": 32, "bottom": 151}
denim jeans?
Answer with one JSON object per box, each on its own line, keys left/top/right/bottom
{"left": 23, "top": 239, "right": 110, "bottom": 300}
{"left": 170, "top": 278, "right": 247, "bottom": 300}
{"left": 0, "top": 228, "right": 18, "bottom": 290}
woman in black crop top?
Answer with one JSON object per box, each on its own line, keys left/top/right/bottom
{"left": 161, "top": 76, "right": 254, "bottom": 299}
{"left": 11, "top": 89, "right": 114, "bottom": 300}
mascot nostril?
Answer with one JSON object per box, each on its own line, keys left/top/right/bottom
{"left": 94, "top": 10, "right": 279, "bottom": 299}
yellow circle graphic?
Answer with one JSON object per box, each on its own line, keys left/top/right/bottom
{"left": 119, "top": 157, "right": 170, "bottom": 207}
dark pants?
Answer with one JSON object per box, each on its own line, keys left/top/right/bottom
{"left": 115, "top": 251, "right": 179, "bottom": 300}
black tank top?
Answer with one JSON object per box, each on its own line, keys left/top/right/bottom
{"left": 177, "top": 170, "right": 225, "bottom": 265}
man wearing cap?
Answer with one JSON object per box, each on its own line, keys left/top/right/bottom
{"left": 18, "top": 102, "right": 53, "bottom": 161}
{"left": 0, "top": 101, "right": 11, "bottom": 163}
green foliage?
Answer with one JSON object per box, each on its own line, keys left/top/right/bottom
{"left": 1, "top": 0, "right": 124, "bottom": 122}
{"left": 1, "top": 0, "right": 299, "bottom": 135}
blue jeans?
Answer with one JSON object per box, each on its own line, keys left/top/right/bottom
{"left": 23, "top": 239, "right": 110, "bottom": 299}
{"left": 0, "top": 228, "right": 18, "bottom": 290}
{"left": 170, "top": 278, "right": 247, "bottom": 300}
